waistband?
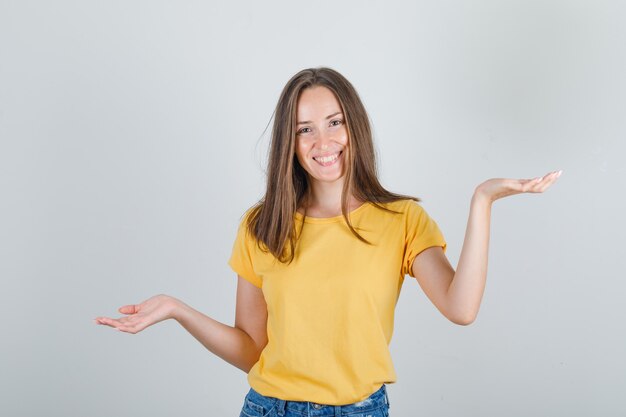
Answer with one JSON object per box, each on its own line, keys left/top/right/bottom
{"left": 245, "top": 384, "right": 389, "bottom": 416}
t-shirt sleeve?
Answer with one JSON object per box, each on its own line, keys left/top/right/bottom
{"left": 402, "top": 200, "right": 447, "bottom": 277}
{"left": 228, "top": 212, "right": 263, "bottom": 288}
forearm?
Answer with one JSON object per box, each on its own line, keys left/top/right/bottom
{"left": 172, "top": 299, "right": 261, "bottom": 373}
{"left": 446, "top": 191, "right": 492, "bottom": 324}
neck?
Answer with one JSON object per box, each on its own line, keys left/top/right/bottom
{"left": 303, "top": 177, "right": 361, "bottom": 215}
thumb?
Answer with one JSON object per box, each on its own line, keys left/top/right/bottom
{"left": 118, "top": 304, "right": 139, "bottom": 315}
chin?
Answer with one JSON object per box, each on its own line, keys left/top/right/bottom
{"left": 309, "top": 171, "right": 346, "bottom": 184}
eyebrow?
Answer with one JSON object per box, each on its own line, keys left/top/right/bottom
{"left": 296, "top": 111, "right": 343, "bottom": 125}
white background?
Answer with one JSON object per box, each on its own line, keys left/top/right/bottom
{"left": 1, "top": 1, "right": 624, "bottom": 416}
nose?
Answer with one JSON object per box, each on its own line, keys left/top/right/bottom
{"left": 317, "top": 130, "right": 333, "bottom": 150}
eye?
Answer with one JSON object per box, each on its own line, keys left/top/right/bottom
{"left": 297, "top": 127, "right": 311, "bottom": 135}
{"left": 330, "top": 119, "right": 344, "bottom": 127}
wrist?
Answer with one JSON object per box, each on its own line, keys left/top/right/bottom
{"left": 472, "top": 188, "right": 493, "bottom": 206}
{"left": 168, "top": 297, "right": 187, "bottom": 322}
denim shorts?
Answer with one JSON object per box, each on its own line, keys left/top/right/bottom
{"left": 239, "top": 383, "right": 390, "bottom": 417}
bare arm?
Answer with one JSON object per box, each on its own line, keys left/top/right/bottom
{"left": 412, "top": 170, "right": 562, "bottom": 325}
{"left": 175, "top": 275, "right": 268, "bottom": 373}
{"left": 174, "top": 299, "right": 261, "bottom": 373}
{"left": 95, "top": 276, "right": 268, "bottom": 374}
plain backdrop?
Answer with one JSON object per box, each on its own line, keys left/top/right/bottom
{"left": 1, "top": 1, "right": 625, "bottom": 416}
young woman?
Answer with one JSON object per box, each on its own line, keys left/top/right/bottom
{"left": 95, "top": 67, "right": 561, "bottom": 416}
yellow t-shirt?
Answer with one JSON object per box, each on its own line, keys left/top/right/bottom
{"left": 228, "top": 199, "right": 447, "bottom": 405}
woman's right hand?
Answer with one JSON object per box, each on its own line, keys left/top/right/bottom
{"left": 94, "top": 294, "right": 180, "bottom": 334}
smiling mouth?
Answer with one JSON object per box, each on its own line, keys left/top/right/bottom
{"left": 312, "top": 151, "right": 343, "bottom": 166}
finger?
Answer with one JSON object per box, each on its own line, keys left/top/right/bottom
{"left": 543, "top": 169, "right": 562, "bottom": 178}
{"left": 538, "top": 171, "right": 561, "bottom": 192}
{"left": 94, "top": 316, "right": 110, "bottom": 325}
{"left": 118, "top": 322, "right": 143, "bottom": 334}
{"left": 95, "top": 317, "right": 114, "bottom": 327}
{"left": 521, "top": 177, "right": 542, "bottom": 192}
{"left": 528, "top": 171, "right": 558, "bottom": 193}
{"left": 540, "top": 170, "right": 562, "bottom": 181}
{"left": 119, "top": 305, "right": 139, "bottom": 315}
{"left": 526, "top": 170, "right": 559, "bottom": 192}
{"left": 116, "top": 326, "right": 133, "bottom": 334}
{"left": 96, "top": 317, "right": 124, "bottom": 329}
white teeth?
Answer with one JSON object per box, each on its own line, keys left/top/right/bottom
{"left": 313, "top": 153, "right": 339, "bottom": 163}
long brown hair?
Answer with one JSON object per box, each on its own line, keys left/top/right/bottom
{"left": 246, "top": 67, "right": 419, "bottom": 263}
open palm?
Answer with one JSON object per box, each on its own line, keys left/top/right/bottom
{"left": 476, "top": 169, "right": 562, "bottom": 203}
{"left": 94, "top": 294, "right": 176, "bottom": 334}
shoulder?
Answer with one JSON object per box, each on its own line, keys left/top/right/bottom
{"left": 377, "top": 200, "right": 436, "bottom": 231}
{"left": 364, "top": 199, "right": 426, "bottom": 229}
{"left": 237, "top": 205, "right": 260, "bottom": 228}
{"left": 375, "top": 198, "right": 423, "bottom": 215}
{"left": 233, "top": 205, "right": 261, "bottom": 244}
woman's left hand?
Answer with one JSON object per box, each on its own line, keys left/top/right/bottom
{"left": 475, "top": 169, "right": 562, "bottom": 203}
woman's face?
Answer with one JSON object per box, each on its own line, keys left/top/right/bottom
{"left": 294, "top": 86, "right": 349, "bottom": 186}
